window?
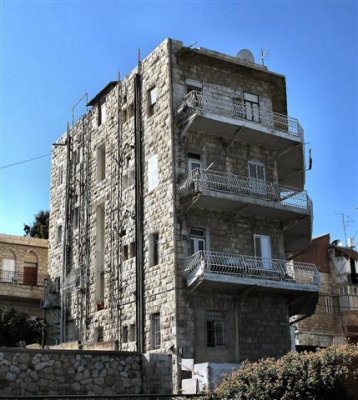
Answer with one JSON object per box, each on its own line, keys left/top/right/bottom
{"left": 190, "top": 228, "right": 206, "bottom": 255}
{"left": 148, "top": 87, "right": 157, "bottom": 116}
{"left": 254, "top": 234, "right": 272, "bottom": 270}
{"left": 207, "top": 311, "right": 225, "bottom": 347}
{"left": 130, "top": 242, "right": 136, "bottom": 258}
{"left": 2, "top": 257, "right": 16, "bottom": 283}
{"left": 150, "top": 232, "right": 159, "bottom": 266}
{"left": 151, "top": 313, "right": 161, "bottom": 349}
{"left": 122, "top": 326, "right": 128, "bottom": 343}
{"left": 57, "top": 225, "right": 62, "bottom": 245}
{"left": 122, "top": 108, "right": 128, "bottom": 123}
{"left": 58, "top": 164, "right": 64, "bottom": 186}
{"left": 188, "top": 153, "right": 202, "bottom": 172}
{"left": 185, "top": 78, "right": 203, "bottom": 94}
{"left": 248, "top": 161, "right": 266, "bottom": 194}
{"left": 148, "top": 154, "right": 159, "bottom": 191}
{"left": 128, "top": 103, "right": 134, "bottom": 119}
{"left": 72, "top": 206, "right": 79, "bottom": 230}
{"left": 95, "top": 326, "right": 104, "bottom": 342}
{"left": 123, "top": 245, "right": 129, "bottom": 261}
{"left": 129, "top": 324, "right": 136, "bottom": 342}
{"left": 325, "top": 296, "right": 333, "bottom": 313}
{"left": 97, "top": 143, "right": 106, "bottom": 182}
{"left": 244, "top": 92, "right": 260, "bottom": 122}
{"left": 96, "top": 204, "right": 105, "bottom": 305}
{"left": 98, "top": 100, "right": 107, "bottom": 126}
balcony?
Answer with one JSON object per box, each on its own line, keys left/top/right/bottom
{"left": 177, "top": 91, "right": 305, "bottom": 187}
{"left": 182, "top": 251, "right": 320, "bottom": 316}
{"left": 0, "top": 270, "right": 47, "bottom": 300}
{"left": 178, "top": 168, "right": 312, "bottom": 254}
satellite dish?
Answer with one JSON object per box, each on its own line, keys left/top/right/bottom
{"left": 332, "top": 239, "right": 343, "bottom": 247}
{"left": 237, "top": 49, "right": 255, "bottom": 63}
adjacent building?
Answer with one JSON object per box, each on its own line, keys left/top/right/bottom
{"left": 0, "top": 234, "right": 48, "bottom": 319}
{"left": 47, "top": 39, "right": 319, "bottom": 391}
{"left": 294, "top": 234, "right": 358, "bottom": 349}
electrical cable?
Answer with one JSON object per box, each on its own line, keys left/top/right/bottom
{"left": 0, "top": 153, "right": 50, "bottom": 170}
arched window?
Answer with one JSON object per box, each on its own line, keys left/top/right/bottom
{"left": 23, "top": 251, "right": 38, "bottom": 286}
{"left": 1, "top": 249, "right": 16, "bottom": 283}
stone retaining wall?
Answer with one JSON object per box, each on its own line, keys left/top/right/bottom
{"left": 0, "top": 348, "right": 142, "bottom": 396}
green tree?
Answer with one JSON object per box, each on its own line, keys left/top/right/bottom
{"left": 24, "top": 210, "right": 49, "bottom": 239}
{"left": 0, "top": 308, "right": 44, "bottom": 347}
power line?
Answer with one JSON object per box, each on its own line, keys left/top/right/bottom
{"left": 0, "top": 153, "right": 51, "bottom": 170}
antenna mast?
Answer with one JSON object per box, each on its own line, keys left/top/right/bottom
{"left": 335, "top": 212, "right": 354, "bottom": 246}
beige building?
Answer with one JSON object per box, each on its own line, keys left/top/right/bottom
{"left": 0, "top": 234, "right": 48, "bottom": 319}
{"left": 47, "top": 39, "right": 319, "bottom": 391}
{"left": 294, "top": 234, "right": 358, "bottom": 349}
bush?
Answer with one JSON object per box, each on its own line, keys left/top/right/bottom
{"left": 0, "top": 308, "right": 44, "bottom": 347}
{"left": 215, "top": 345, "right": 358, "bottom": 400}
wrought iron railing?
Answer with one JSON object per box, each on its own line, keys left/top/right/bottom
{"left": 0, "top": 270, "right": 47, "bottom": 287}
{"left": 183, "top": 250, "right": 320, "bottom": 287}
{"left": 179, "top": 168, "right": 312, "bottom": 211}
{"left": 177, "top": 91, "right": 303, "bottom": 139}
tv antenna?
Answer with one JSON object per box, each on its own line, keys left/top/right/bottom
{"left": 335, "top": 212, "right": 354, "bottom": 246}
{"left": 261, "top": 49, "right": 269, "bottom": 66}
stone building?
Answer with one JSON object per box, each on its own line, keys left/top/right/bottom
{"left": 0, "top": 233, "right": 48, "bottom": 318}
{"left": 47, "top": 39, "right": 319, "bottom": 391}
{"left": 294, "top": 234, "right": 358, "bottom": 349}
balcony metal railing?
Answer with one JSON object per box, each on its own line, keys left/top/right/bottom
{"left": 183, "top": 250, "right": 320, "bottom": 287}
{"left": 0, "top": 270, "right": 47, "bottom": 287}
{"left": 179, "top": 168, "right": 312, "bottom": 211}
{"left": 177, "top": 91, "right": 303, "bottom": 140}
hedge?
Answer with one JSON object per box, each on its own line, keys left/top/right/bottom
{"left": 214, "top": 344, "right": 358, "bottom": 400}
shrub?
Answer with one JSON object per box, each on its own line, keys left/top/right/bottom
{"left": 0, "top": 308, "right": 44, "bottom": 347}
{"left": 214, "top": 344, "right": 358, "bottom": 400}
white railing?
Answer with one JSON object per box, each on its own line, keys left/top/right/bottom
{"left": 179, "top": 168, "right": 312, "bottom": 211}
{"left": 177, "top": 91, "right": 303, "bottom": 140}
{"left": 183, "top": 250, "right": 320, "bottom": 287}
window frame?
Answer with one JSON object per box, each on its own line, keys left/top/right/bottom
{"left": 243, "top": 92, "right": 260, "bottom": 122}
{"left": 96, "top": 143, "right": 106, "bottom": 182}
{"left": 207, "top": 311, "right": 225, "bottom": 347}
{"left": 148, "top": 87, "right": 157, "bottom": 116}
{"left": 151, "top": 313, "right": 161, "bottom": 349}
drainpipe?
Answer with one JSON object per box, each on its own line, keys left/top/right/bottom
{"left": 134, "top": 69, "right": 145, "bottom": 353}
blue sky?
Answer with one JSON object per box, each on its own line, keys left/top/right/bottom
{"left": 0, "top": 0, "right": 357, "bottom": 244}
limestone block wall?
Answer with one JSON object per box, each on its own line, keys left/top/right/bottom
{"left": 0, "top": 348, "right": 142, "bottom": 396}
{"left": 238, "top": 293, "right": 291, "bottom": 361}
{"left": 48, "top": 39, "right": 178, "bottom": 362}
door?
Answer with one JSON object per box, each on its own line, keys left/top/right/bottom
{"left": 188, "top": 153, "right": 202, "bottom": 172}
{"left": 244, "top": 92, "right": 260, "bottom": 122}
{"left": 248, "top": 161, "right": 267, "bottom": 195}
{"left": 23, "top": 262, "right": 38, "bottom": 286}
{"left": 254, "top": 234, "right": 272, "bottom": 270}
{"left": 190, "top": 228, "right": 206, "bottom": 254}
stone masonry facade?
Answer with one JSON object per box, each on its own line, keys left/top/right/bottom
{"left": 0, "top": 348, "right": 142, "bottom": 396}
{"left": 48, "top": 39, "right": 317, "bottom": 391}
{"left": 0, "top": 234, "right": 48, "bottom": 318}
